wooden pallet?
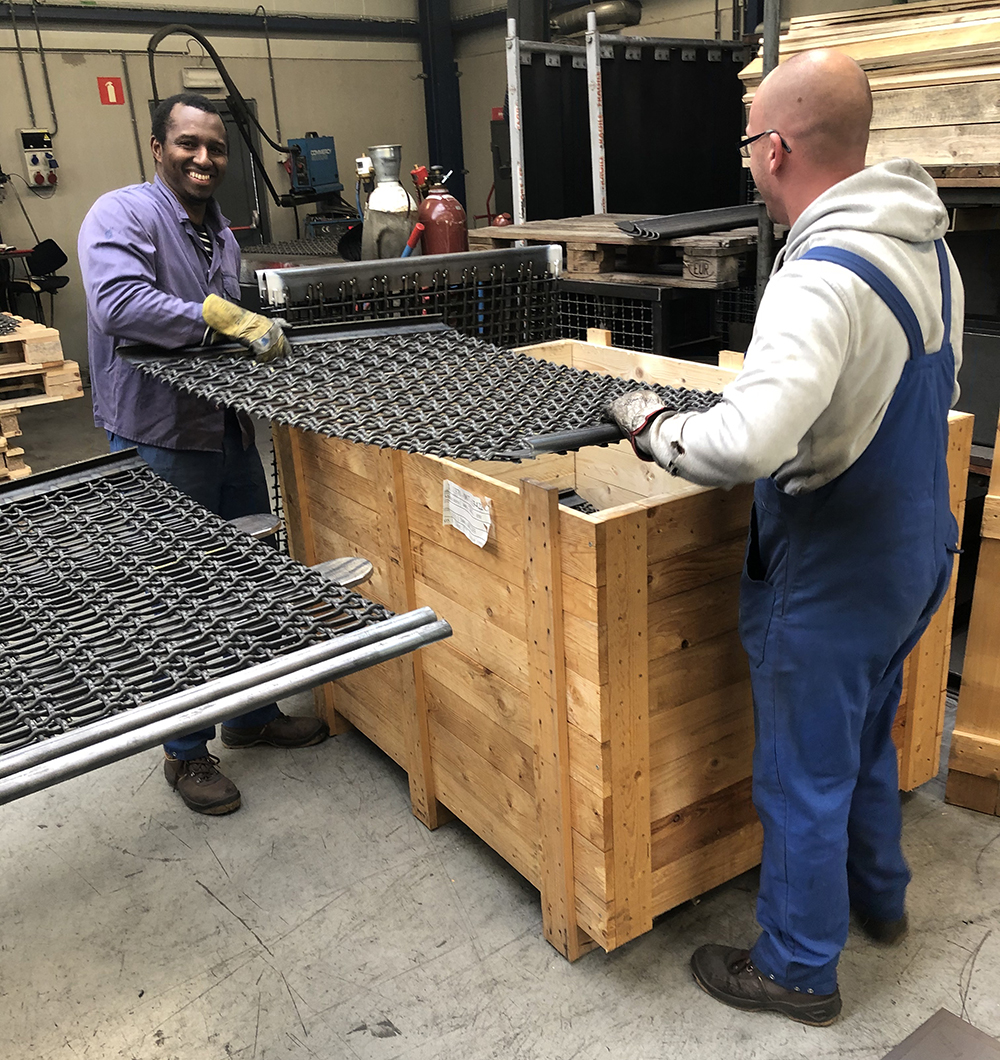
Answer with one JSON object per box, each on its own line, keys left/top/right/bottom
{"left": 0, "top": 407, "right": 30, "bottom": 481}
{"left": 739, "top": 0, "right": 1000, "bottom": 177}
{"left": 0, "top": 314, "right": 81, "bottom": 413}
{"left": 468, "top": 215, "right": 755, "bottom": 289}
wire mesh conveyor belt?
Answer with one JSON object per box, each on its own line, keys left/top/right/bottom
{"left": 125, "top": 322, "right": 724, "bottom": 462}
{"left": 0, "top": 453, "right": 451, "bottom": 804}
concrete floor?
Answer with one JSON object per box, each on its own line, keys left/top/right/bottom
{"left": 4, "top": 393, "right": 1000, "bottom": 1060}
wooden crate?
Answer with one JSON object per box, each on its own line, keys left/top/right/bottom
{"left": 273, "top": 336, "right": 972, "bottom": 959}
{"left": 468, "top": 215, "right": 754, "bottom": 289}
{"left": 947, "top": 413, "right": 1000, "bottom": 815}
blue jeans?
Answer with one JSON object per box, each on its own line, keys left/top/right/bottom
{"left": 108, "top": 409, "right": 280, "bottom": 758}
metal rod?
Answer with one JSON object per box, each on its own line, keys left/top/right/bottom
{"left": 517, "top": 39, "right": 584, "bottom": 55}
{"left": 0, "top": 608, "right": 440, "bottom": 781}
{"left": 755, "top": 0, "right": 781, "bottom": 307}
{"left": 119, "top": 50, "right": 147, "bottom": 183}
{"left": 506, "top": 18, "right": 527, "bottom": 226}
{"left": 0, "top": 620, "right": 453, "bottom": 807}
{"left": 524, "top": 422, "right": 623, "bottom": 455}
{"left": 585, "top": 10, "right": 607, "bottom": 215}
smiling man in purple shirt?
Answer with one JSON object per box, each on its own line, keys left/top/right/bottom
{"left": 79, "top": 93, "right": 327, "bottom": 816}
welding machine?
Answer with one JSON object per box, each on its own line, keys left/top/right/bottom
{"left": 287, "top": 132, "right": 344, "bottom": 197}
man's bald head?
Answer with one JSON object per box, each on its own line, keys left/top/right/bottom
{"left": 745, "top": 50, "right": 872, "bottom": 225}
{"left": 751, "top": 50, "right": 872, "bottom": 168}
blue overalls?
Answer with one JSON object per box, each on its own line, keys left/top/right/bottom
{"left": 740, "top": 240, "right": 958, "bottom": 995}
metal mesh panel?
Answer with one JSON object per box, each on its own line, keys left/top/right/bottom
{"left": 0, "top": 459, "right": 391, "bottom": 753}
{"left": 247, "top": 237, "right": 347, "bottom": 257}
{"left": 129, "top": 324, "right": 723, "bottom": 463}
{"left": 275, "top": 265, "right": 559, "bottom": 348}
{"left": 558, "top": 290, "right": 655, "bottom": 353}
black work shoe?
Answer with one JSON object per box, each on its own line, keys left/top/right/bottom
{"left": 855, "top": 910, "right": 908, "bottom": 945}
{"left": 220, "top": 713, "right": 329, "bottom": 749}
{"left": 164, "top": 753, "right": 241, "bottom": 815}
{"left": 691, "top": 945, "right": 842, "bottom": 1027}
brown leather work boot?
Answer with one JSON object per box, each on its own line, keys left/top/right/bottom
{"left": 220, "top": 713, "right": 329, "bottom": 750}
{"left": 691, "top": 945, "right": 842, "bottom": 1026}
{"left": 164, "top": 753, "right": 241, "bottom": 815}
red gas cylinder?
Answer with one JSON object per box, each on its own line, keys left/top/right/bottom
{"left": 417, "top": 167, "right": 468, "bottom": 255}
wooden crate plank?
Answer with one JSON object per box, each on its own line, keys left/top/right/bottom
{"left": 568, "top": 722, "right": 608, "bottom": 799}
{"left": 415, "top": 579, "right": 528, "bottom": 693}
{"left": 646, "top": 485, "right": 754, "bottom": 565}
{"left": 574, "top": 878, "right": 611, "bottom": 950}
{"left": 572, "top": 826, "right": 612, "bottom": 901}
{"left": 868, "top": 124, "right": 1000, "bottom": 166}
{"left": 945, "top": 769, "right": 1000, "bottom": 815}
{"left": 651, "top": 776, "right": 758, "bottom": 872}
{"left": 650, "top": 629, "right": 750, "bottom": 708}
{"left": 403, "top": 453, "right": 525, "bottom": 586}
{"left": 425, "top": 675, "right": 534, "bottom": 795}
{"left": 566, "top": 669, "right": 604, "bottom": 740}
{"left": 576, "top": 439, "right": 705, "bottom": 502}
{"left": 411, "top": 533, "right": 526, "bottom": 641}
{"left": 421, "top": 641, "right": 532, "bottom": 746}
{"left": 332, "top": 680, "right": 407, "bottom": 768}
{"left": 378, "top": 449, "right": 444, "bottom": 830}
{"left": 651, "top": 820, "right": 763, "bottom": 916}
{"left": 563, "top": 609, "right": 602, "bottom": 688}
{"left": 568, "top": 342, "right": 738, "bottom": 391}
{"left": 647, "top": 572, "right": 741, "bottom": 658}
{"left": 650, "top": 686, "right": 755, "bottom": 823}
{"left": 430, "top": 723, "right": 541, "bottom": 886}
{"left": 523, "top": 478, "right": 591, "bottom": 959}
{"left": 571, "top": 777, "right": 612, "bottom": 850}
{"left": 649, "top": 534, "right": 746, "bottom": 602}
{"left": 601, "top": 511, "right": 653, "bottom": 948}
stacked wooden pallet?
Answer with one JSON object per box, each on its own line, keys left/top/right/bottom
{"left": 0, "top": 407, "right": 29, "bottom": 481}
{"left": 0, "top": 313, "right": 82, "bottom": 412}
{"left": 739, "top": 0, "right": 1000, "bottom": 180}
{"left": 468, "top": 215, "right": 754, "bottom": 288}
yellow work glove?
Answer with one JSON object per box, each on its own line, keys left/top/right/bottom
{"left": 202, "top": 294, "right": 290, "bottom": 364}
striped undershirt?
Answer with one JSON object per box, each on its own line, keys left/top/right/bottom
{"left": 192, "top": 223, "right": 213, "bottom": 260}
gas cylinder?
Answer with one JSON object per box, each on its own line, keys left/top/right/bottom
{"left": 361, "top": 145, "right": 419, "bottom": 260}
{"left": 417, "top": 167, "right": 468, "bottom": 255}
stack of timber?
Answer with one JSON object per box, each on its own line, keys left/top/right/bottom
{"left": 740, "top": 0, "right": 1000, "bottom": 182}
{"left": 0, "top": 313, "right": 82, "bottom": 411}
{"left": 0, "top": 407, "right": 29, "bottom": 481}
{"left": 468, "top": 215, "right": 754, "bottom": 289}
{"left": 273, "top": 332, "right": 973, "bottom": 959}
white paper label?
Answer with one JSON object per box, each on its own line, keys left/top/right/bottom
{"left": 442, "top": 479, "right": 492, "bottom": 548}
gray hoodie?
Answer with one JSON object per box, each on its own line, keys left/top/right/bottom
{"left": 645, "top": 159, "right": 964, "bottom": 493}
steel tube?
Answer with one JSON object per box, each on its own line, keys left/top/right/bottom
{"left": 0, "top": 609, "right": 440, "bottom": 781}
{"left": 0, "top": 620, "right": 452, "bottom": 807}
{"left": 585, "top": 11, "right": 608, "bottom": 214}
{"left": 516, "top": 40, "right": 584, "bottom": 55}
{"left": 524, "top": 422, "right": 623, "bottom": 455}
{"left": 506, "top": 18, "right": 528, "bottom": 226}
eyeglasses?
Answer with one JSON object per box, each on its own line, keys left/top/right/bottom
{"left": 739, "top": 130, "right": 792, "bottom": 158}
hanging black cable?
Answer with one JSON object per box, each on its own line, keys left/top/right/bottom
{"left": 254, "top": 5, "right": 283, "bottom": 145}
{"left": 29, "top": 0, "right": 59, "bottom": 135}
{"left": 8, "top": 0, "right": 37, "bottom": 127}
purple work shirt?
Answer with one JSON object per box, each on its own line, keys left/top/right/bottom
{"left": 79, "top": 176, "right": 244, "bottom": 451}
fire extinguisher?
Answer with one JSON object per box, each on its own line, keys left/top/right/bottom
{"left": 415, "top": 166, "right": 468, "bottom": 255}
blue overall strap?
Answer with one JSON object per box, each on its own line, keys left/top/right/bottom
{"left": 934, "top": 239, "right": 952, "bottom": 339}
{"left": 800, "top": 246, "right": 924, "bottom": 360}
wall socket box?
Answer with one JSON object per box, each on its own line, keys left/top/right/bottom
{"left": 20, "top": 129, "right": 59, "bottom": 189}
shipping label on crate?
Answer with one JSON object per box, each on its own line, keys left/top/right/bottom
{"left": 442, "top": 480, "right": 492, "bottom": 547}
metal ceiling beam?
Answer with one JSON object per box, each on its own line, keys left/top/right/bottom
{"left": 3, "top": 4, "right": 420, "bottom": 40}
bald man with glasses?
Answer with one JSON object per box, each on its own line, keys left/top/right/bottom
{"left": 607, "top": 50, "right": 963, "bottom": 1025}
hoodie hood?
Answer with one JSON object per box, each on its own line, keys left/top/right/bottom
{"left": 781, "top": 158, "right": 949, "bottom": 264}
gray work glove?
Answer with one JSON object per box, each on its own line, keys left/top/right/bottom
{"left": 602, "top": 390, "right": 675, "bottom": 461}
{"left": 202, "top": 294, "right": 290, "bottom": 364}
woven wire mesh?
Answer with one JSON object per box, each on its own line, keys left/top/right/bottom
{"left": 558, "top": 290, "right": 655, "bottom": 353}
{"left": 131, "top": 326, "right": 723, "bottom": 462}
{"left": 0, "top": 313, "right": 19, "bottom": 336}
{"left": 277, "top": 264, "right": 558, "bottom": 348}
{"left": 0, "top": 461, "right": 392, "bottom": 753}
{"left": 247, "top": 237, "right": 347, "bottom": 257}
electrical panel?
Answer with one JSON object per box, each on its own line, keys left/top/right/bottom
{"left": 20, "top": 129, "right": 59, "bottom": 189}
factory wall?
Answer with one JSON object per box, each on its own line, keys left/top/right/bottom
{"left": 0, "top": 18, "right": 427, "bottom": 379}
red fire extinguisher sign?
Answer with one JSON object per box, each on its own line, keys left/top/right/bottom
{"left": 98, "top": 77, "right": 125, "bottom": 105}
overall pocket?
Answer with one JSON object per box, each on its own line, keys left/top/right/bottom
{"left": 739, "top": 502, "right": 779, "bottom": 668}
